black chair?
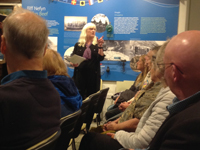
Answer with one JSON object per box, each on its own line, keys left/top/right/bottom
{"left": 27, "top": 129, "right": 61, "bottom": 150}
{"left": 71, "top": 97, "right": 92, "bottom": 150}
{"left": 55, "top": 109, "right": 82, "bottom": 150}
{"left": 84, "top": 92, "right": 101, "bottom": 132}
{"left": 94, "top": 87, "right": 109, "bottom": 126}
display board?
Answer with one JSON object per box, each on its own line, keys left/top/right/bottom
{"left": 22, "top": 0, "right": 179, "bottom": 81}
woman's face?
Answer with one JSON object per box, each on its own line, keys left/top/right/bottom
{"left": 150, "top": 62, "right": 159, "bottom": 82}
{"left": 86, "top": 27, "right": 96, "bottom": 39}
{"left": 150, "top": 67, "right": 157, "bottom": 82}
{"left": 137, "top": 57, "right": 144, "bottom": 71}
{"left": 150, "top": 63, "right": 162, "bottom": 82}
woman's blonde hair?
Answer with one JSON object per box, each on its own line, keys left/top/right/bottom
{"left": 43, "top": 49, "right": 69, "bottom": 77}
{"left": 78, "top": 22, "right": 97, "bottom": 47}
{"left": 134, "top": 55, "right": 149, "bottom": 89}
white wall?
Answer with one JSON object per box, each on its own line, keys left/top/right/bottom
{"left": 178, "top": 0, "right": 190, "bottom": 33}
{"left": 188, "top": 0, "right": 200, "bottom": 30}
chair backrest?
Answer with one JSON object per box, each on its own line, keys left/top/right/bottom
{"left": 72, "top": 96, "right": 92, "bottom": 138}
{"left": 55, "top": 109, "right": 82, "bottom": 150}
{"left": 94, "top": 87, "right": 109, "bottom": 114}
{"left": 27, "top": 130, "right": 61, "bottom": 150}
{"left": 84, "top": 92, "right": 101, "bottom": 131}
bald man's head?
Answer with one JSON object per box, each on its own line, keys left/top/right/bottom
{"left": 164, "top": 30, "right": 200, "bottom": 100}
{"left": 165, "top": 30, "right": 200, "bottom": 74}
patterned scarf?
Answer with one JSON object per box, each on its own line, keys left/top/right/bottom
{"left": 83, "top": 43, "right": 91, "bottom": 59}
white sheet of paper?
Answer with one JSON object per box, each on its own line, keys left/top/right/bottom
{"left": 66, "top": 54, "right": 86, "bottom": 65}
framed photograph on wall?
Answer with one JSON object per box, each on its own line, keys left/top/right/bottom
{"left": 0, "top": 0, "right": 21, "bottom": 3}
{"left": 0, "top": 5, "right": 14, "bottom": 16}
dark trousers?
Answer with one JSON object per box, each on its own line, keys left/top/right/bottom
{"left": 105, "top": 106, "right": 122, "bottom": 120}
{"left": 75, "top": 69, "right": 99, "bottom": 99}
{"left": 79, "top": 132, "right": 123, "bottom": 150}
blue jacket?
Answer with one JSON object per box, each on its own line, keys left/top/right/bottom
{"left": 48, "top": 75, "right": 82, "bottom": 117}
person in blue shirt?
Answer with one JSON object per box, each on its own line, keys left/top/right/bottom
{"left": 43, "top": 49, "right": 82, "bottom": 118}
{"left": 0, "top": 8, "right": 61, "bottom": 149}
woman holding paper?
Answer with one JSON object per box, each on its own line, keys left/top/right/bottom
{"left": 71, "top": 22, "right": 105, "bottom": 99}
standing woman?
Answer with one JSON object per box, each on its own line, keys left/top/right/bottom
{"left": 71, "top": 23, "right": 105, "bottom": 99}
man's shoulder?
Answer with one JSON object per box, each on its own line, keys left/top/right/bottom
{"left": 1, "top": 77, "right": 51, "bottom": 87}
{"left": 0, "top": 77, "right": 58, "bottom": 98}
{"left": 166, "top": 99, "right": 200, "bottom": 126}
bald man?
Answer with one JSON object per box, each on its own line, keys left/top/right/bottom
{"left": 143, "top": 30, "right": 200, "bottom": 150}
{"left": 0, "top": 8, "right": 61, "bottom": 149}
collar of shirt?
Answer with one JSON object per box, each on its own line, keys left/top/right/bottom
{"left": 167, "top": 91, "right": 200, "bottom": 115}
{"left": 1, "top": 70, "right": 47, "bottom": 85}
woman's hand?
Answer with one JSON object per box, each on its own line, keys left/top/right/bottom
{"left": 106, "top": 121, "right": 118, "bottom": 131}
{"left": 97, "top": 36, "right": 104, "bottom": 56}
{"left": 97, "top": 36, "right": 104, "bottom": 47}
{"left": 118, "top": 102, "right": 131, "bottom": 111}
{"left": 106, "top": 133, "right": 115, "bottom": 139}
{"left": 103, "top": 121, "right": 111, "bottom": 131}
{"left": 70, "top": 62, "right": 78, "bottom": 67}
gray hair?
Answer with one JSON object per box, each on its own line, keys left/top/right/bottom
{"left": 2, "top": 8, "right": 49, "bottom": 59}
{"left": 152, "top": 39, "right": 170, "bottom": 86}
{"left": 151, "top": 45, "right": 161, "bottom": 53}
{"left": 155, "top": 39, "right": 170, "bottom": 74}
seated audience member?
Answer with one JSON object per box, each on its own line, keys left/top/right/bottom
{"left": 89, "top": 50, "right": 162, "bottom": 134}
{"left": 107, "top": 40, "right": 175, "bottom": 150}
{"left": 106, "top": 46, "right": 160, "bottom": 120}
{"left": 106, "top": 55, "right": 149, "bottom": 120}
{"left": 43, "top": 49, "right": 82, "bottom": 117}
{"left": 78, "top": 42, "right": 173, "bottom": 150}
{"left": 0, "top": 8, "right": 61, "bottom": 149}
{"left": 103, "top": 46, "right": 160, "bottom": 123}
{"left": 143, "top": 30, "right": 200, "bottom": 150}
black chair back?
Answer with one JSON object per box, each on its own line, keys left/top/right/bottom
{"left": 71, "top": 97, "right": 92, "bottom": 150}
{"left": 27, "top": 129, "right": 61, "bottom": 150}
{"left": 94, "top": 87, "right": 109, "bottom": 125}
{"left": 55, "top": 109, "right": 81, "bottom": 150}
{"left": 95, "top": 87, "right": 109, "bottom": 113}
{"left": 72, "top": 97, "right": 91, "bottom": 138}
{"left": 84, "top": 92, "right": 101, "bottom": 131}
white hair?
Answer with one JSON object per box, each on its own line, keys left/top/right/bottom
{"left": 78, "top": 22, "right": 97, "bottom": 47}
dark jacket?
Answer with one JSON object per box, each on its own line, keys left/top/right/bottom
{"left": 72, "top": 42, "right": 105, "bottom": 99}
{"left": 148, "top": 95, "right": 200, "bottom": 150}
{"left": 116, "top": 75, "right": 140, "bottom": 105}
{"left": 0, "top": 77, "right": 60, "bottom": 149}
{"left": 48, "top": 75, "right": 82, "bottom": 118}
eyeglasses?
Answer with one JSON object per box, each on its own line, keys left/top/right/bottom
{"left": 157, "top": 63, "right": 184, "bottom": 74}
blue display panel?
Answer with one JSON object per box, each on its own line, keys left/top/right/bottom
{"left": 22, "top": 0, "right": 179, "bottom": 81}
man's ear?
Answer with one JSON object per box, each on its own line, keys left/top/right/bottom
{"left": 1, "top": 35, "right": 6, "bottom": 55}
{"left": 43, "top": 43, "right": 47, "bottom": 56}
{"left": 172, "top": 65, "right": 181, "bottom": 82}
